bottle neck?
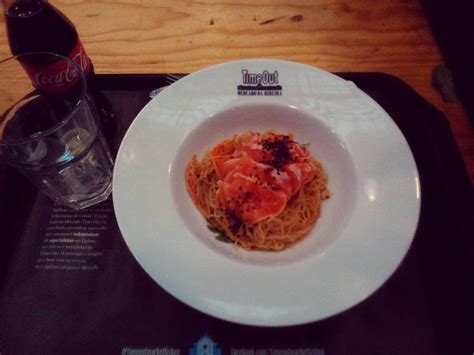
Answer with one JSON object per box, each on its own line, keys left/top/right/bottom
{"left": 3, "top": 0, "right": 46, "bottom": 16}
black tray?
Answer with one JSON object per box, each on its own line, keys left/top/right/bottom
{"left": 0, "top": 73, "right": 472, "bottom": 355}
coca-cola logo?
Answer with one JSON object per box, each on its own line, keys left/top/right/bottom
{"left": 22, "top": 40, "right": 91, "bottom": 94}
{"left": 35, "top": 47, "right": 89, "bottom": 87}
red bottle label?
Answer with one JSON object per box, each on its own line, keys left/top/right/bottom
{"left": 22, "top": 40, "right": 92, "bottom": 94}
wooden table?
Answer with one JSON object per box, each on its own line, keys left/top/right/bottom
{"left": 1, "top": 0, "right": 473, "bottom": 182}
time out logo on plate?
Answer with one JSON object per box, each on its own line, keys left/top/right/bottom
{"left": 237, "top": 69, "right": 282, "bottom": 96}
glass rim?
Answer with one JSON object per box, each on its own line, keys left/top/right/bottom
{"left": 0, "top": 51, "right": 88, "bottom": 146}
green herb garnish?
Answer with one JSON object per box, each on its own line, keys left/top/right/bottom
{"left": 207, "top": 224, "right": 221, "bottom": 233}
{"left": 207, "top": 224, "right": 232, "bottom": 243}
{"left": 215, "top": 234, "right": 231, "bottom": 243}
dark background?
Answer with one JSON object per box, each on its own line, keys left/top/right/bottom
{"left": 422, "top": 0, "right": 474, "bottom": 126}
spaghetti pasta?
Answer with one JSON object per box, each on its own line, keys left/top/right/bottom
{"left": 185, "top": 131, "right": 330, "bottom": 251}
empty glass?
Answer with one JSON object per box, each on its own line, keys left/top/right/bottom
{"left": 0, "top": 52, "right": 113, "bottom": 209}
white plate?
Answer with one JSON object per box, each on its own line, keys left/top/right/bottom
{"left": 113, "top": 59, "right": 420, "bottom": 326}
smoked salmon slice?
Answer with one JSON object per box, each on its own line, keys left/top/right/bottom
{"left": 217, "top": 172, "right": 287, "bottom": 224}
{"left": 213, "top": 131, "right": 317, "bottom": 224}
{"left": 211, "top": 137, "right": 237, "bottom": 178}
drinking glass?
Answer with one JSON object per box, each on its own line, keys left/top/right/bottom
{"left": 0, "top": 52, "right": 114, "bottom": 209}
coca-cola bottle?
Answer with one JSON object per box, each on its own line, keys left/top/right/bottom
{"left": 2, "top": 0, "right": 116, "bottom": 149}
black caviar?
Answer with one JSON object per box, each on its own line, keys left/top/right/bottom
{"left": 261, "top": 134, "right": 295, "bottom": 169}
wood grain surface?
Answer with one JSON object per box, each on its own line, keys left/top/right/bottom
{"left": 0, "top": 0, "right": 473, "bottom": 181}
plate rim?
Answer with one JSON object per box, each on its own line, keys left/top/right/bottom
{"left": 113, "top": 59, "right": 421, "bottom": 326}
